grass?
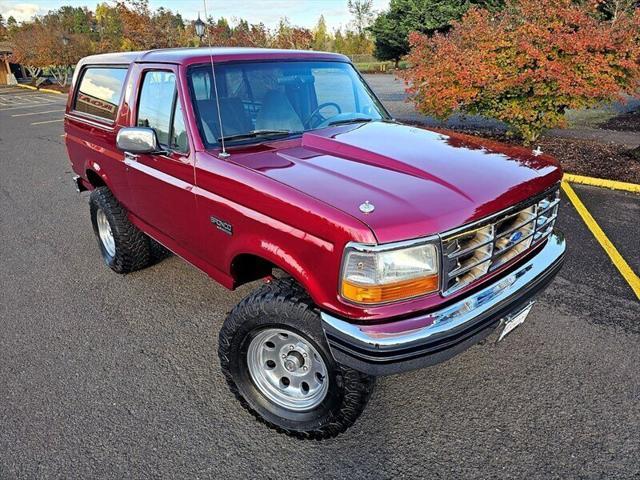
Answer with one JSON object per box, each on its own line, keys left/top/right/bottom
{"left": 354, "top": 61, "right": 408, "bottom": 73}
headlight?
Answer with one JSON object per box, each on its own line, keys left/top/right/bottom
{"left": 341, "top": 241, "right": 439, "bottom": 304}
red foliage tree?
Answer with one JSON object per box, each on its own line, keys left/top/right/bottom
{"left": 402, "top": 0, "right": 640, "bottom": 143}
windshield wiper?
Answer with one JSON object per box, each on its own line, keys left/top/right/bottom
{"left": 327, "top": 117, "right": 373, "bottom": 127}
{"left": 217, "top": 129, "right": 293, "bottom": 143}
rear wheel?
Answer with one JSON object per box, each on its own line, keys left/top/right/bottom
{"left": 218, "top": 278, "right": 375, "bottom": 439}
{"left": 89, "top": 187, "right": 150, "bottom": 273}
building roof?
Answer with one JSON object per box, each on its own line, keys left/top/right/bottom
{"left": 77, "top": 47, "right": 349, "bottom": 67}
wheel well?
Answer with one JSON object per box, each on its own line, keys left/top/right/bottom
{"left": 86, "top": 169, "right": 106, "bottom": 189}
{"left": 231, "top": 254, "right": 281, "bottom": 287}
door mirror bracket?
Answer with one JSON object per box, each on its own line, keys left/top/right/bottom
{"left": 116, "top": 127, "right": 163, "bottom": 154}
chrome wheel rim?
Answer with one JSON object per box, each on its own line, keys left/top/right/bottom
{"left": 247, "top": 328, "right": 329, "bottom": 411}
{"left": 96, "top": 209, "right": 116, "bottom": 257}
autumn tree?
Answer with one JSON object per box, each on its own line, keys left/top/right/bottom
{"left": 272, "top": 18, "right": 312, "bottom": 50}
{"left": 9, "top": 22, "right": 49, "bottom": 79}
{"left": 402, "top": 0, "right": 640, "bottom": 143}
{"left": 231, "top": 20, "right": 270, "bottom": 48}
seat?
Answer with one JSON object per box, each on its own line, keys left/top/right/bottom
{"left": 255, "top": 90, "right": 304, "bottom": 132}
{"left": 198, "top": 97, "right": 252, "bottom": 144}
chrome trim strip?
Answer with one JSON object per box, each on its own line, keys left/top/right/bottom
{"left": 494, "top": 215, "right": 536, "bottom": 240}
{"left": 447, "top": 255, "right": 491, "bottom": 279}
{"left": 322, "top": 232, "right": 565, "bottom": 352}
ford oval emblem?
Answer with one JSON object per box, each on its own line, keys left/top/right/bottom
{"left": 509, "top": 231, "right": 523, "bottom": 244}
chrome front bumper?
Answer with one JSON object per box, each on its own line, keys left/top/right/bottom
{"left": 321, "top": 232, "right": 566, "bottom": 375}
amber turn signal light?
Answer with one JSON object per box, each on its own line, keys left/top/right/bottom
{"left": 342, "top": 274, "right": 439, "bottom": 304}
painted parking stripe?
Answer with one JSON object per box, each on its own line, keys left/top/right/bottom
{"left": 561, "top": 181, "right": 640, "bottom": 300}
{"left": 0, "top": 100, "right": 60, "bottom": 108}
{"left": 12, "top": 109, "right": 65, "bottom": 117}
{"left": 564, "top": 173, "right": 640, "bottom": 194}
{"left": 0, "top": 102, "right": 66, "bottom": 112}
{"left": 31, "top": 119, "right": 64, "bottom": 125}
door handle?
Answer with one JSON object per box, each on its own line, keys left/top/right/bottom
{"left": 124, "top": 152, "right": 138, "bottom": 162}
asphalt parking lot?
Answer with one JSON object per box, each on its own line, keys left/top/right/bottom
{"left": 1, "top": 84, "right": 639, "bottom": 479}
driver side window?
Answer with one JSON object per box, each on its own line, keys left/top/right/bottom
{"left": 137, "top": 71, "right": 188, "bottom": 153}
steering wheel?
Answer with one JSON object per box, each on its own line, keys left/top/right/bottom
{"left": 304, "top": 102, "right": 342, "bottom": 128}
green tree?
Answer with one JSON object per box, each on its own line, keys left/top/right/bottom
{"left": 6, "top": 16, "right": 17, "bottom": 32}
{"left": 312, "top": 15, "right": 331, "bottom": 51}
{"left": 95, "top": 2, "right": 123, "bottom": 51}
{"left": 0, "top": 15, "right": 7, "bottom": 40}
{"left": 348, "top": 0, "right": 374, "bottom": 37}
{"left": 370, "top": 0, "right": 503, "bottom": 66}
{"left": 333, "top": 28, "right": 346, "bottom": 52}
{"left": 597, "top": 0, "right": 639, "bottom": 22}
{"left": 42, "top": 6, "right": 93, "bottom": 34}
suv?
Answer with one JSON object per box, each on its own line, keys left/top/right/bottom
{"left": 65, "top": 48, "right": 565, "bottom": 439}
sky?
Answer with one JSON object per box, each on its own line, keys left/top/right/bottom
{"left": 0, "top": 0, "right": 391, "bottom": 30}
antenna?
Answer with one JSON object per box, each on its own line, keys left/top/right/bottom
{"left": 203, "top": 0, "right": 229, "bottom": 159}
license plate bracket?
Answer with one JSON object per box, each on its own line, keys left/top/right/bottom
{"left": 498, "top": 301, "right": 534, "bottom": 342}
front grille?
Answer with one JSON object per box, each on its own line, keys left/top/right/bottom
{"left": 441, "top": 187, "right": 560, "bottom": 295}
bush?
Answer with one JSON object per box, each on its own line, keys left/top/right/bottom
{"left": 402, "top": 0, "right": 640, "bottom": 143}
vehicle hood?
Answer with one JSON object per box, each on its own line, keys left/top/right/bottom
{"left": 231, "top": 122, "right": 562, "bottom": 244}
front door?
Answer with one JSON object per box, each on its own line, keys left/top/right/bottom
{"left": 125, "top": 66, "right": 197, "bottom": 251}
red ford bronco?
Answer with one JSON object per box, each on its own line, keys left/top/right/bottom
{"left": 65, "top": 48, "right": 565, "bottom": 439}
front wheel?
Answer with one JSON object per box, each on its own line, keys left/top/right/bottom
{"left": 218, "top": 278, "right": 375, "bottom": 439}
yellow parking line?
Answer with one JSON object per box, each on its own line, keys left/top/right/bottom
{"left": 12, "top": 109, "right": 65, "bottom": 117}
{"left": 31, "top": 118, "right": 63, "bottom": 125}
{"left": 561, "top": 181, "right": 640, "bottom": 300}
{"left": 564, "top": 173, "right": 640, "bottom": 194}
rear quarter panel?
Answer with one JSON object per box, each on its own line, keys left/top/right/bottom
{"left": 64, "top": 63, "right": 133, "bottom": 208}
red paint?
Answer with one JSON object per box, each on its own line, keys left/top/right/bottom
{"left": 65, "top": 48, "right": 562, "bottom": 322}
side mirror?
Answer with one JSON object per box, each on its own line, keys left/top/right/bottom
{"left": 116, "top": 127, "right": 160, "bottom": 154}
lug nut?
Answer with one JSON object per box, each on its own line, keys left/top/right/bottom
{"left": 288, "top": 345, "right": 294, "bottom": 350}
{"left": 303, "top": 366, "right": 308, "bottom": 371}
{"left": 303, "top": 352, "right": 308, "bottom": 358}
{"left": 281, "top": 354, "right": 286, "bottom": 358}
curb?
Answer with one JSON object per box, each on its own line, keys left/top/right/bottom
{"left": 15, "top": 83, "right": 65, "bottom": 95}
{"left": 564, "top": 173, "right": 640, "bottom": 194}
{"left": 39, "top": 87, "right": 65, "bottom": 95}
{"left": 15, "top": 83, "right": 38, "bottom": 91}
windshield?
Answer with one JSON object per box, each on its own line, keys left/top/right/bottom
{"left": 187, "top": 61, "right": 390, "bottom": 147}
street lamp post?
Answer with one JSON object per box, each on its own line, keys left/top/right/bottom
{"left": 194, "top": 14, "right": 206, "bottom": 46}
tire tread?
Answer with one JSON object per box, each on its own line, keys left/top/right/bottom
{"left": 218, "top": 278, "right": 375, "bottom": 440}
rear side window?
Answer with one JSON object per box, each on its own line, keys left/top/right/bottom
{"left": 137, "top": 71, "right": 188, "bottom": 153}
{"left": 74, "top": 67, "right": 127, "bottom": 122}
